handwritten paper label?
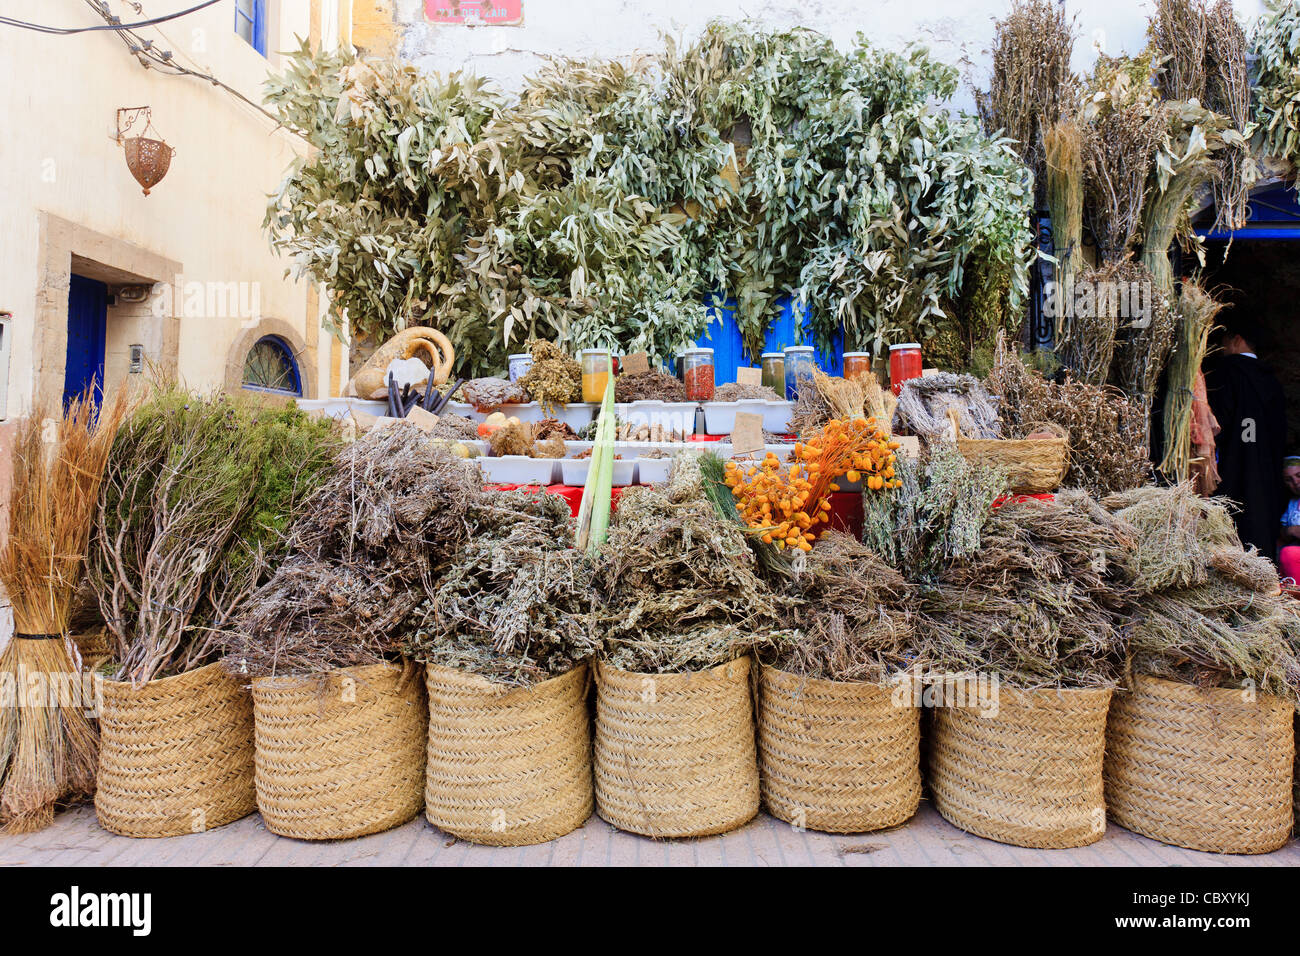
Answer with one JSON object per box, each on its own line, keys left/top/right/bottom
{"left": 621, "top": 352, "right": 649, "bottom": 374}
{"left": 735, "top": 366, "right": 763, "bottom": 387}
{"left": 731, "top": 411, "right": 765, "bottom": 455}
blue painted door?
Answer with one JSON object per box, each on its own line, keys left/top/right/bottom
{"left": 697, "top": 294, "right": 844, "bottom": 385}
{"left": 65, "top": 274, "right": 108, "bottom": 406}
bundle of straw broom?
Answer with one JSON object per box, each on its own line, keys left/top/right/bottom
{"left": 0, "top": 389, "right": 130, "bottom": 832}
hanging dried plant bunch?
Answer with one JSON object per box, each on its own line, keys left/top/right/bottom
{"left": 1109, "top": 260, "right": 1175, "bottom": 413}
{"left": 1204, "top": 0, "right": 1256, "bottom": 234}
{"left": 977, "top": 0, "right": 1078, "bottom": 186}
{"left": 1083, "top": 103, "right": 1169, "bottom": 264}
{"left": 1152, "top": 0, "right": 1209, "bottom": 102}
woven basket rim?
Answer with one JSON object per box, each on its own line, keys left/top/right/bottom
{"left": 759, "top": 662, "right": 894, "bottom": 693}
{"left": 1125, "top": 672, "right": 1293, "bottom": 708}
{"left": 252, "top": 660, "right": 406, "bottom": 691}
{"left": 100, "top": 659, "right": 229, "bottom": 693}
{"left": 425, "top": 661, "right": 587, "bottom": 699}
{"left": 596, "top": 656, "right": 749, "bottom": 681}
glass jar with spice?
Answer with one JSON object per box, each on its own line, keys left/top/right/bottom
{"left": 842, "top": 351, "right": 872, "bottom": 382}
{"left": 682, "top": 347, "right": 715, "bottom": 401}
{"left": 760, "top": 352, "right": 784, "bottom": 394}
{"left": 507, "top": 353, "right": 533, "bottom": 383}
{"left": 783, "top": 346, "right": 816, "bottom": 400}
{"left": 580, "top": 348, "right": 613, "bottom": 403}
{"left": 888, "top": 343, "right": 923, "bottom": 396}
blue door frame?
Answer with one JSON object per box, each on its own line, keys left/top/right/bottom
{"left": 65, "top": 274, "right": 108, "bottom": 406}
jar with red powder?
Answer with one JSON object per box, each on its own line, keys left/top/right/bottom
{"left": 888, "top": 343, "right": 922, "bottom": 396}
{"left": 683, "top": 347, "right": 715, "bottom": 401}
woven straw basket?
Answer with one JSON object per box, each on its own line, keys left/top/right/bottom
{"left": 1105, "top": 675, "right": 1294, "bottom": 854}
{"left": 757, "top": 666, "right": 920, "bottom": 833}
{"left": 252, "top": 662, "right": 426, "bottom": 841}
{"left": 424, "top": 663, "right": 593, "bottom": 846}
{"left": 954, "top": 420, "right": 1069, "bottom": 494}
{"left": 929, "top": 685, "right": 1112, "bottom": 848}
{"left": 95, "top": 662, "right": 255, "bottom": 838}
{"left": 595, "top": 657, "right": 759, "bottom": 838}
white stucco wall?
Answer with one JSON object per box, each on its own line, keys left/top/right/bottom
{"left": 393, "top": 0, "right": 1269, "bottom": 111}
{"left": 0, "top": 0, "right": 342, "bottom": 421}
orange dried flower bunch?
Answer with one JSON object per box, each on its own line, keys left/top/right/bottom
{"left": 723, "top": 417, "right": 900, "bottom": 551}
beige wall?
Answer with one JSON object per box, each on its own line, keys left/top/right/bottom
{"left": 0, "top": 0, "right": 351, "bottom": 422}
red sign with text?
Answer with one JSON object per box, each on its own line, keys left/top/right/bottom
{"left": 426, "top": 0, "right": 523, "bottom": 24}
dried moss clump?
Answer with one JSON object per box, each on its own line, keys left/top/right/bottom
{"left": 220, "top": 424, "right": 481, "bottom": 677}
{"left": 765, "top": 532, "right": 914, "bottom": 683}
{"left": 594, "top": 455, "right": 783, "bottom": 672}
{"left": 519, "top": 339, "right": 581, "bottom": 411}
{"left": 916, "top": 491, "right": 1138, "bottom": 689}
{"left": 614, "top": 368, "right": 687, "bottom": 402}
{"left": 405, "top": 491, "right": 598, "bottom": 687}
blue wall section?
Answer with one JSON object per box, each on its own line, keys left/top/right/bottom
{"left": 696, "top": 295, "right": 844, "bottom": 385}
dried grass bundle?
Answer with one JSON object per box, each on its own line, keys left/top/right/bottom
{"left": 1058, "top": 263, "right": 1122, "bottom": 386}
{"left": 0, "top": 390, "right": 131, "bottom": 832}
{"left": 221, "top": 425, "right": 483, "bottom": 677}
{"left": 594, "top": 455, "right": 783, "bottom": 672}
{"left": 1045, "top": 119, "right": 1085, "bottom": 336}
{"left": 790, "top": 369, "right": 865, "bottom": 437}
{"left": 1084, "top": 104, "right": 1169, "bottom": 263}
{"left": 1158, "top": 280, "right": 1223, "bottom": 483}
{"left": 1101, "top": 483, "right": 1241, "bottom": 592}
{"left": 916, "top": 491, "right": 1138, "bottom": 689}
{"left": 405, "top": 492, "right": 598, "bottom": 687}
{"left": 1204, "top": 0, "right": 1255, "bottom": 234}
{"left": 1152, "top": 0, "right": 1209, "bottom": 101}
{"left": 987, "top": 332, "right": 1151, "bottom": 496}
{"left": 765, "top": 532, "right": 914, "bottom": 683}
{"left": 894, "top": 373, "right": 1000, "bottom": 441}
{"left": 977, "top": 0, "right": 1077, "bottom": 186}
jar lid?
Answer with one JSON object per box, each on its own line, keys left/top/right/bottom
{"left": 783, "top": 345, "right": 815, "bottom": 354}
{"left": 889, "top": 343, "right": 921, "bottom": 351}
{"left": 760, "top": 352, "right": 784, "bottom": 359}
{"left": 507, "top": 353, "right": 531, "bottom": 361}
{"left": 683, "top": 347, "right": 714, "bottom": 356}
{"left": 579, "top": 348, "right": 611, "bottom": 356}
{"left": 842, "top": 351, "right": 871, "bottom": 358}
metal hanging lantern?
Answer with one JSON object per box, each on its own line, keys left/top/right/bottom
{"left": 116, "top": 107, "right": 175, "bottom": 196}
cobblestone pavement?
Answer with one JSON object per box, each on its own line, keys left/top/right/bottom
{"left": 2, "top": 802, "right": 1296, "bottom": 866}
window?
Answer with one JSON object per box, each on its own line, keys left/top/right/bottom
{"left": 234, "top": 0, "right": 267, "bottom": 56}
{"left": 242, "top": 335, "right": 302, "bottom": 396}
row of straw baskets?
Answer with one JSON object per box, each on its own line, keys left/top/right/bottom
{"left": 925, "top": 676, "right": 1296, "bottom": 854}
{"left": 91, "top": 655, "right": 1297, "bottom": 853}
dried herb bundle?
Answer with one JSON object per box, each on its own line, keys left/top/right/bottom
{"left": 220, "top": 425, "right": 480, "bottom": 677}
{"left": 1158, "top": 280, "right": 1223, "bottom": 483}
{"left": 1083, "top": 103, "right": 1168, "bottom": 264}
{"left": 594, "top": 455, "right": 782, "bottom": 672}
{"left": 1205, "top": 0, "right": 1255, "bottom": 234}
{"left": 1252, "top": 0, "right": 1300, "bottom": 181}
{"left": 977, "top": 0, "right": 1077, "bottom": 188}
{"left": 405, "top": 492, "right": 598, "bottom": 686}
{"left": 916, "top": 492, "right": 1137, "bottom": 689}
{"left": 895, "top": 373, "right": 1000, "bottom": 441}
{"left": 90, "top": 389, "right": 338, "bottom": 685}
{"left": 765, "top": 532, "right": 914, "bottom": 683}
{"left": 1044, "top": 120, "right": 1085, "bottom": 334}
{"left": 1152, "top": 0, "right": 1209, "bottom": 101}
{"left": 614, "top": 367, "right": 687, "bottom": 403}
{"left": 1109, "top": 260, "right": 1175, "bottom": 413}
{"left": 987, "top": 332, "right": 1151, "bottom": 496}
{"left": 861, "top": 445, "right": 1008, "bottom": 583}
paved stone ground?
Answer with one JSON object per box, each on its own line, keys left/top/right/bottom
{"left": 2, "top": 802, "right": 1295, "bottom": 866}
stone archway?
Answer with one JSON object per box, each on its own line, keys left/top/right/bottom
{"left": 224, "top": 316, "right": 317, "bottom": 399}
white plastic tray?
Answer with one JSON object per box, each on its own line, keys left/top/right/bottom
{"left": 296, "top": 397, "right": 388, "bottom": 419}
{"left": 701, "top": 400, "right": 794, "bottom": 436}
{"left": 560, "top": 457, "right": 637, "bottom": 487}
{"left": 616, "top": 401, "right": 697, "bottom": 437}
{"left": 634, "top": 457, "right": 672, "bottom": 485}
{"left": 478, "top": 455, "right": 559, "bottom": 486}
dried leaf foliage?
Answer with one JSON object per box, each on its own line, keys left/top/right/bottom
{"left": 615, "top": 368, "right": 687, "bottom": 403}
{"left": 1252, "top": 0, "right": 1300, "bottom": 179}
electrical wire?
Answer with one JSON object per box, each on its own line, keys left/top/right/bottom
{"left": 0, "top": 0, "right": 222, "bottom": 34}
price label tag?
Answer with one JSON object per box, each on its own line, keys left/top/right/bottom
{"left": 731, "top": 411, "right": 765, "bottom": 456}
{"left": 621, "top": 352, "right": 649, "bottom": 374}
{"left": 735, "top": 366, "right": 763, "bottom": 387}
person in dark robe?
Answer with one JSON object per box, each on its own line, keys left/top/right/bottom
{"left": 1204, "top": 318, "right": 1288, "bottom": 557}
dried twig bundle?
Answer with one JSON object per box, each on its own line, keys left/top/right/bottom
{"left": 1158, "top": 280, "right": 1223, "bottom": 483}
{"left": 987, "top": 332, "right": 1151, "bottom": 496}
{"left": 1109, "top": 260, "right": 1175, "bottom": 413}
{"left": 0, "top": 390, "right": 131, "bottom": 832}
{"left": 1204, "top": 0, "right": 1255, "bottom": 234}
{"left": 894, "top": 373, "right": 1000, "bottom": 441}
{"left": 1083, "top": 104, "right": 1169, "bottom": 263}
{"left": 977, "top": 0, "right": 1077, "bottom": 187}
{"left": 1152, "top": 0, "right": 1209, "bottom": 101}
